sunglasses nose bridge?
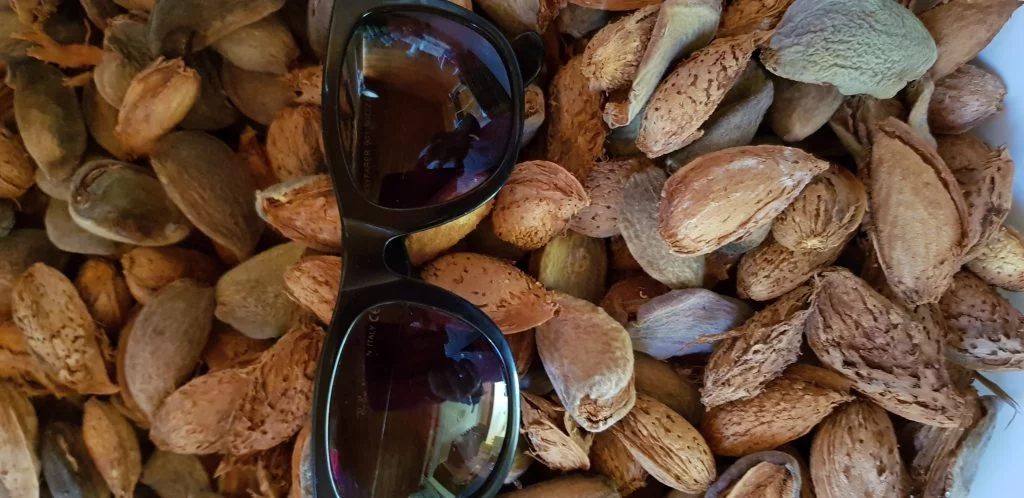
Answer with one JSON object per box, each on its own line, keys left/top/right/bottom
{"left": 341, "top": 219, "right": 404, "bottom": 290}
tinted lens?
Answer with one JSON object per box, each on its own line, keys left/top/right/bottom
{"left": 338, "top": 11, "right": 514, "bottom": 209}
{"left": 328, "top": 302, "right": 511, "bottom": 497}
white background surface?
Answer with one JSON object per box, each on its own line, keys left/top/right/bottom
{"left": 962, "top": 8, "right": 1024, "bottom": 498}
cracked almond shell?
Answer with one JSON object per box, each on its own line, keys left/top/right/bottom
{"left": 83, "top": 398, "right": 142, "bottom": 498}
{"left": 580, "top": 5, "right": 658, "bottom": 92}
{"left": 771, "top": 166, "right": 867, "bottom": 253}
{"left": 938, "top": 271, "right": 1024, "bottom": 371}
{"left": 810, "top": 400, "right": 905, "bottom": 498}
{"left": 215, "top": 243, "right": 305, "bottom": 340}
{"left": 966, "top": 225, "right": 1024, "bottom": 291}
{"left": 116, "top": 57, "right": 201, "bottom": 158}
{"left": 256, "top": 174, "right": 342, "bottom": 253}
{"left": 920, "top": 0, "right": 1021, "bottom": 80}
{"left": 546, "top": 56, "right": 606, "bottom": 180}
{"left": 283, "top": 255, "right": 342, "bottom": 324}
{"left": 929, "top": 64, "right": 1006, "bottom": 135}
{"left": 491, "top": 160, "right": 589, "bottom": 251}
{"left": 569, "top": 158, "right": 648, "bottom": 238}
{"left": 659, "top": 145, "right": 830, "bottom": 256}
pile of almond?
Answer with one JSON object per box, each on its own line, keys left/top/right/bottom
{"left": 1, "top": 0, "right": 1022, "bottom": 497}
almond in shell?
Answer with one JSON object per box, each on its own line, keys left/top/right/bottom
{"left": 599, "top": 275, "right": 670, "bottom": 326}
{"left": 1, "top": 321, "right": 64, "bottom": 396}
{"left": 546, "top": 56, "right": 606, "bottom": 180}
{"left": 148, "top": 0, "right": 288, "bottom": 56}
{"left": 591, "top": 430, "right": 647, "bottom": 496}
{"left": 629, "top": 288, "right": 752, "bottom": 359}
{"left": 828, "top": 96, "right": 908, "bottom": 165}
{"left": 266, "top": 105, "right": 325, "bottom": 181}
{"left": 520, "top": 392, "right": 592, "bottom": 472}
{"left": 256, "top": 174, "right": 342, "bottom": 253}
{"left": 1, "top": 229, "right": 65, "bottom": 320}
{"left": 497, "top": 475, "right": 618, "bottom": 498}
{"left": 116, "top": 57, "right": 201, "bottom": 157}
{"left": 530, "top": 230, "right": 607, "bottom": 303}
{"left": 938, "top": 271, "right": 1024, "bottom": 371}
{"left": 810, "top": 400, "right": 905, "bottom": 498}
{"left": 406, "top": 201, "right": 492, "bottom": 266}
{"left": 473, "top": 0, "right": 565, "bottom": 34}
{"left": 634, "top": 351, "right": 702, "bottom": 424}
{"left": 580, "top": 5, "right": 659, "bottom": 92}
{"left": 929, "top": 64, "right": 1006, "bottom": 134}
{"left": 522, "top": 83, "right": 545, "bottom": 145}
{"left": 74, "top": 258, "right": 133, "bottom": 331}
{"left": 492, "top": 160, "right": 589, "bottom": 251}
{"left": 569, "top": 158, "right": 648, "bottom": 238}
{"left": 771, "top": 165, "right": 867, "bottom": 253}
{"left": 919, "top": 0, "right": 1021, "bottom": 80}
{"left": 965, "top": 225, "right": 1024, "bottom": 291}
{"left": 237, "top": 126, "right": 279, "bottom": 190}
{"left": 45, "top": 199, "right": 127, "bottom": 257}
{"left": 82, "top": 82, "right": 128, "bottom": 161}
{"left": 202, "top": 321, "right": 273, "bottom": 372}
{"left": 222, "top": 60, "right": 296, "bottom": 126}
{"left": 120, "top": 247, "right": 222, "bottom": 304}
{"left": 211, "top": 14, "right": 298, "bottom": 75}
{"left": 82, "top": 398, "right": 142, "bottom": 498}
{"left": 705, "top": 451, "right": 804, "bottom": 498}
{"left": 140, "top": 451, "right": 213, "bottom": 497}
{"left": 0, "top": 384, "right": 38, "bottom": 498}
{"left": 282, "top": 255, "right": 342, "bottom": 325}
{"left": 768, "top": 79, "right": 844, "bottom": 143}
{"left": 215, "top": 242, "right": 305, "bottom": 340}
{"left": 0, "top": 126, "right": 35, "bottom": 199}
{"left": 148, "top": 367, "right": 251, "bottom": 454}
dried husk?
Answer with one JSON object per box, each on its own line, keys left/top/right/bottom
{"left": 474, "top": 0, "right": 565, "bottom": 34}
{"left": 83, "top": 398, "right": 142, "bottom": 498}
{"left": 121, "top": 247, "right": 222, "bottom": 304}
{"left": 497, "top": 475, "right": 618, "bottom": 498}
{"left": 701, "top": 364, "right": 854, "bottom": 457}
{"left": 920, "top": 0, "right": 1021, "bottom": 80}
{"left": 628, "top": 288, "right": 752, "bottom": 359}
{"left": 810, "top": 400, "right": 904, "bottom": 498}
{"left": 256, "top": 175, "right": 342, "bottom": 253}
{"left": 569, "top": 158, "right": 647, "bottom": 238}
{"left": 705, "top": 451, "right": 804, "bottom": 498}
{"left": 12, "top": 263, "right": 117, "bottom": 394}
{"left": 266, "top": 105, "right": 325, "bottom": 181}
{"left": 406, "top": 201, "right": 492, "bottom": 266}
{"left": 591, "top": 431, "right": 646, "bottom": 496}
{"left": 115, "top": 57, "right": 200, "bottom": 157}
{"left": 0, "top": 384, "right": 38, "bottom": 498}
{"left": 124, "top": 279, "right": 215, "bottom": 418}
{"left": 761, "top": 0, "right": 936, "bottom": 98}
{"left": 522, "top": 84, "right": 545, "bottom": 146}
{"left": 82, "top": 83, "right": 128, "bottom": 161}
{"left": 806, "top": 267, "right": 975, "bottom": 427}
{"left": 150, "top": 131, "right": 264, "bottom": 263}
{"left": 866, "top": 118, "right": 969, "bottom": 306}
{"left": 491, "top": 160, "right": 589, "bottom": 250}
{"left": 935, "top": 134, "right": 1014, "bottom": 259}
{"left": 282, "top": 255, "right": 341, "bottom": 324}
{"left": 618, "top": 166, "right": 705, "bottom": 288}
{"left": 719, "top": 0, "right": 794, "bottom": 36}
{"left": 41, "top": 421, "right": 110, "bottom": 498}
{"left": 211, "top": 14, "right": 298, "bottom": 75}
{"left": 216, "top": 243, "right": 304, "bottom": 340}
{"left": 290, "top": 424, "right": 313, "bottom": 498}
{"left": 599, "top": 275, "right": 669, "bottom": 326}
{"left": 546, "top": 56, "right": 606, "bottom": 180}
{"left": 702, "top": 286, "right": 812, "bottom": 408}
{"left": 179, "top": 51, "right": 242, "bottom": 132}
{"left": 659, "top": 145, "right": 830, "bottom": 256}
{"left": 148, "top": 0, "right": 288, "bottom": 56}
{"left": 580, "top": 5, "right": 659, "bottom": 92}
{"left": 828, "top": 96, "right": 908, "bottom": 165}
{"left": 769, "top": 79, "right": 844, "bottom": 142}
{"left": 0, "top": 229, "right": 64, "bottom": 320}
{"left": 938, "top": 271, "right": 1024, "bottom": 371}
{"left": 603, "top": 0, "right": 721, "bottom": 128}
{"left": 966, "top": 225, "right": 1024, "bottom": 291}
{"left": 530, "top": 231, "right": 607, "bottom": 303}
{"left": 0, "top": 126, "right": 35, "bottom": 199}
{"left": 7, "top": 58, "right": 86, "bottom": 181}
{"left": 140, "top": 451, "right": 212, "bottom": 498}
{"left": 69, "top": 160, "right": 192, "bottom": 246}
{"left": 202, "top": 321, "right": 273, "bottom": 372}
{"left": 634, "top": 352, "right": 702, "bottom": 424}
{"left": 636, "top": 31, "right": 766, "bottom": 157}
{"left": 221, "top": 61, "right": 295, "bottom": 126}
{"left": 75, "top": 258, "right": 132, "bottom": 331}
{"left": 93, "top": 15, "right": 154, "bottom": 108}
{"left": 45, "top": 199, "right": 126, "bottom": 256}
{"left": 536, "top": 293, "right": 635, "bottom": 431}
{"left": 772, "top": 166, "right": 867, "bottom": 253}
{"left": 610, "top": 394, "right": 716, "bottom": 494}
{"left": 520, "top": 392, "right": 592, "bottom": 472}
{"left": 929, "top": 64, "right": 1006, "bottom": 134}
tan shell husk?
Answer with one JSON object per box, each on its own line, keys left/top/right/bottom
{"left": 929, "top": 64, "right": 1007, "bottom": 134}
{"left": 629, "top": 288, "right": 752, "bottom": 359}
{"left": 633, "top": 352, "right": 702, "bottom": 424}
{"left": 920, "top": 0, "right": 1021, "bottom": 80}
{"left": 124, "top": 279, "right": 215, "bottom": 418}
{"left": 497, "top": 475, "right": 618, "bottom": 498}
{"left": 45, "top": 199, "right": 126, "bottom": 256}
{"left": 256, "top": 174, "right": 342, "bottom": 253}
{"left": 702, "top": 286, "right": 812, "bottom": 408}
{"left": 806, "top": 267, "right": 975, "bottom": 427}
{"left": 492, "top": 160, "right": 589, "bottom": 251}
{"left": 966, "top": 225, "right": 1024, "bottom": 291}
{"left": 148, "top": 0, "right": 288, "bottom": 56}
{"left": 1, "top": 229, "right": 65, "bottom": 320}
{"left": 12, "top": 263, "right": 117, "bottom": 394}
{"left": 283, "top": 255, "right": 342, "bottom": 324}
{"left": 0, "top": 384, "right": 39, "bottom": 498}
{"left": 610, "top": 394, "right": 716, "bottom": 494}
{"left": 41, "top": 420, "right": 110, "bottom": 498}
{"left": 769, "top": 79, "right": 844, "bottom": 142}
{"left": 406, "top": 201, "right": 492, "bottom": 266}
{"left": 215, "top": 242, "right": 305, "bottom": 340}
{"left": 591, "top": 430, "right": 647, "bottom": 496}
{"left": 74, "top": 258, "right": 133, "bottom": 331}
{"left": 202, "top": 321, "right": 274, "bottom": 372}
{"left": 659, "top": 145, "right": 830, "bottom": 256}
{"left": 121, "top": 246, "right": 222, "bottom": 304}
{"left": 82, "top": 82, "right": 128, "bottom": 161}
{"left": 150, "top": 131, "right": 264, "bottom": 263}
{"left": 599, "top": 275, "right": 670, "bottom": 326}
{"left": 530, "top": 230, "right": 607, "bottom": 303}
{"left": 939, "top": 271, "right": 1024, "bottom": 371}
{"left": 0, "top": 126, "right": 35, "bottom": 199}
{"left": 266, "top": 105, "right": 325, "bottom": 181}
{"left": 580, "top": 5, "right": 658, "bottom": 92}
{"left": 700, "top": 364, "right": 854, "bottom": 457}
{"left": 772, "top": 166, "right": 867, "bottom": 253}
{"left": 140, "top": 451, "right": 213, "bottom": 498}
{"left": 520, "top": 391, "right": 592, "bottom": 472}
{"left": 211, "top": 14, "right": 298, "bottom": 75}
{"left": 810, "top": 400, "right": 905, "bottom": 498}
{"left": 546, "top": 56, "right": 607, "bottom": 180}
{"left": 115, "top": 57, "right": 201, "bottom": 158}
{"left": 865, "top": 118, "right": 969, "bottom": 306}
{"left": 82, "top": 398, "right": 142, "bottom": 497}
{"left": 222, "top": 61, "right": 296, "bottom": 126}
{"left": 719, "top": 0, "right": 793, "bottom": 36}
{"left": 636, "top": 31, "right": 767, "bottom": 157}
{"left": 536, "top": 293, "right": 635, "bottom": 431}
{"left": 568, "top": 158, "right": 648, "bottom": 238}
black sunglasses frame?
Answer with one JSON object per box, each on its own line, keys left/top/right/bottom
{"left": 314, "top": 1, "right": 527, "bottom": 497}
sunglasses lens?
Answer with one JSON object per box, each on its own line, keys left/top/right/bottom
{"left": 337, "top": 11, "right": 514, "bottom": 209}
{"left": 328, "top": 302, "right": 512, "bottom": 497}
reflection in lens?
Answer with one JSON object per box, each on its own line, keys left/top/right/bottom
{"left": 329, "top": 302, "right": 511, "bottom": 498}
{"left": 337, "top": 11, "right": 514, "bottom": 209}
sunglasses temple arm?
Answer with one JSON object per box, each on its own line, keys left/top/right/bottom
{"left": 510, "top": 32, "right": 543, "bottom": 87}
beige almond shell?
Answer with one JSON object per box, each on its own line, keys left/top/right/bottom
{"left": 520, "top": 391, "right": 592, "bottom": 472}
{"left": 568, "top": 158, "right": 648, "bottom": 238}
{"left": 536, "top": 293, "right": 636, "bottom": 432}
{"left": 0, "top": 126, "right": 36, "bottom": 199}
{"left": 210, "top": 14, "right": 298, "bottom": 75}
{"left": 283, "top": 255, "right": 342, "bottom": 325}
{"left": 215, "top": 242, "right": 305, "bottom": 340}
{"left": 124, "top": 279, "right": 215, "bottom": 419}
{"left": 580, "top": 5, "right": 659, "bottom": 92}
{"left": 768, "top": 79, "right": 844, "bottom": 143}
{"left": 929, "top": 64, "right": 1007, "bottom": 134}
{"left": 738, "top": 234, "right": 846, "bottom": 301}
{"left": 121, "top": 247, "right": 222, "bottom": 305}
{"left": 83, "top": 398, "right": 142, "bottom": 498}
{"left": 636, "top": 31, "right": 766, "bottom": 158}
{"left": 492, "top": 160, "right": 589, "bottom": 251}
{"left": 530, "top": 230, "right": 608, "bottom": 303}
{"left": 810, "top": 400, "right": 905, "bottom": 498}
{"left": 116, "top": 57, "right": 201, "bottom": 158}
{"left": 634, "top": 352, "right": 703, "bottom": 425}
{"left": 920, "top": 0, "right": 1021, "bottom": 80}
{"left": 771, "top": 166, "right": 867, "bottom": 253}
{"left": 700, "top": 364, "right": 853, "bottom": 457}
{"left": 149, "top": 367, "right": 251, "bottom": 454}
{"left": 938, "top": 271, "right": 1024, "bottom": 371}
{"left": 705, "top": 451, "right": 803, "bottom": 498}
{"left": 719, "top": 0, "right": 794, "bottom": 37}
{"left": 222, "top": 61, "right": 296, "bottom": 126}
{"left": 74, "top": 258, "right": 133, "bottom": 331}
{"left": 0, "top": 384, "right": 39, "bottom": 498}
{"left": 966, "top": 225, "right": 1024, "bottom": 291}
{"left": 806, "top": 267, "right": 974, "bottom": 427}
{"left": 11, "top": 262, "right": 117, "bottom": 394}
{"left": 659, "top": 145, "right": 830, "bottom": 256}
{"left": 497, "top": 475, "right": 619, "bottom": 498}
{"left": 702, "top": 286, "right": 812, "bottom": 408}
{"left": 610, "top": 394, "right": 716, "bottom": 494}
{"left": 256, "top": 174, "right": 343, "bottom": 253}
{"left": 546, "top": 56, "right": 607, "bottom": 180}
{"left": 591, "top": 431, "right": 647, "bottom": 496}
{"left": 406, "top": 201, "right": 493, "bottom": 266}
{"left": 266, "top": 105, "right": 325, "bottom": 181}
{"left": 865, "top": 118, "right": 969, "bottom": 306}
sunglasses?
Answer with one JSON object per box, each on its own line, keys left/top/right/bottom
{"left": 313, "top": 1, "right": 543, "bottom": 497}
